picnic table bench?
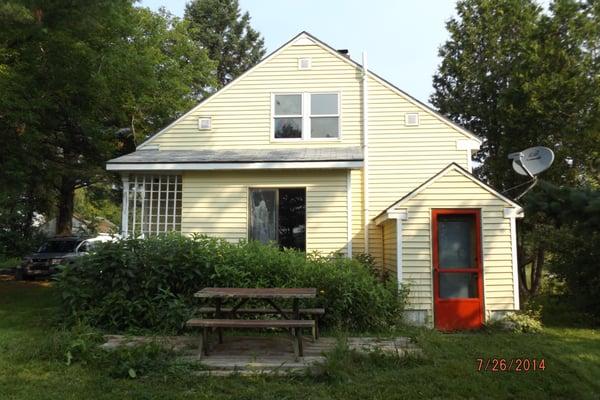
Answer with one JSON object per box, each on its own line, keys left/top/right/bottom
{"left": 186, "top": 288, "right": 322, "bottom": 359}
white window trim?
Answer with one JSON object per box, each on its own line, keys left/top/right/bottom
{"left": 271, "top": 91, "right": 342, "bottom": 142}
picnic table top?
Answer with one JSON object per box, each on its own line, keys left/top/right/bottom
{"left": 194, "top": 287, "right": 317, "bottom": 299}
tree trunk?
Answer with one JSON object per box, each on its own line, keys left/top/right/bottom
{"left": 530, "top": 247, "right": 545, "bottom": 295}
{"left": 56, "top": 177, "right": 75, "bottom": 235}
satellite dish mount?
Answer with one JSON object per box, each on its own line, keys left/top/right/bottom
{"left": 507, "top": 146, "right": 555, "bottom": 200}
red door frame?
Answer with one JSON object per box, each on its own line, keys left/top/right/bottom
{"left": 432, "top": 209, "right": 484, "bottom": 330}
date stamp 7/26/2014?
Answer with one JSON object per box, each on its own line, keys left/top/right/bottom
{"left": 477, "top": 358, "right": 546, "bottom": 372}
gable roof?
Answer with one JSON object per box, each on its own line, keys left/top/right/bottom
{"left": 375, "top": 163, "right": 521, "bottom": 220}
{"left": 137, "top": 31, "right": 482, "bottom": 149}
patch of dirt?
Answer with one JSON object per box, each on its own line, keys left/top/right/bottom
{"left": 0, "top": 275, "right": 53, "bottom": 287}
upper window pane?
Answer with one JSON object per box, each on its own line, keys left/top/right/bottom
{"left": 311, "top": 93, "right": 338, "bottom": 115}
{"left": 275, "top": 94, "right": 301, "bottom": 115}
{"left": 438, "top": 214, "right": 476, "bottom": 268}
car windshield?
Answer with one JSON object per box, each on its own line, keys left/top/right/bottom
{"left": 38, "top": 240, "right": 81, "bottom": 253}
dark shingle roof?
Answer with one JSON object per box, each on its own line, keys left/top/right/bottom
{"left": 107, "top": 147, "right": 363, "bottom": 164}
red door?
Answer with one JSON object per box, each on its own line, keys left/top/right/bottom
{"left": 432, "top": 209, "right": 483, "bottom": 330}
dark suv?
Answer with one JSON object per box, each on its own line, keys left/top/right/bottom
{"left": 16, "top": 236, "right": 112, "bottom": 280}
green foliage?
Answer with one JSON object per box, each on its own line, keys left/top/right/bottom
{"left": 4, "top": 281, "right": 600, "bottom": 398}
{"left": 185, "top": 0, "right": 266, "bottom": 87}
{"left": 432, "top": 0, "right": 600, "bottom": 189}
{"left": 432, "top": 0, "right": 600, "bottom": 298}
{"left": 525, "top": 182, "right": 600, "bottom": 321}
{"left": 55, "top": 234, "right": 407, "bottom": 333}
{"left": 0, "top": 1, "right": 216, "bottom": 238}
{"left": 502, "top": 309, "right": 544, "bottom": 333}
{"left": 73, "top": 185, "right": 121, "bottom": 234}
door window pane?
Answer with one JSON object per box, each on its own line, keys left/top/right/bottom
{"left": 249, "top": 189, "right": 277, "bottom": 244}
{"left": 438, "top": 214, "right": 476, "bottom": 268}
{"left": 274, "top": 94, "right": 301, "bottom": 115}
{"left": 310, "top": 117, "right": 339, "bottom": 138}
{"left": 311, "top": 93, "right": 338, "bottom": 115}
{"left": 278, "top": 189, "right": 306, "bottom": 251}
{"left": 439, "top": 272, "right": 478, "bottom": 298}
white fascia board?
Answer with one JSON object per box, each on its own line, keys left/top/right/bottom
{"left": 504, "top": 207, "right": 525, "bottom": 219}
{"left": 107, "top": 160, "right": 363, "bottom": 172}
{"left": 374, "top": 209, "right": 408, "bottom": 225}
{"left": 456, "top": 139, "right": 481, "bottom": 150}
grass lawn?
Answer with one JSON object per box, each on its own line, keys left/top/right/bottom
{"left": 1, "top": 280, "right": 599, "bottom": 399}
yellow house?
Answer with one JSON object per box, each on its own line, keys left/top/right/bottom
{"left": 107, "top": 32, "right": 523, "bottom": 330}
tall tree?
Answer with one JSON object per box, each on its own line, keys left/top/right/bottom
{"left": 431, "top": 0, "right": 600, "bottom": 298}
{"left": 185, "top": 0, "right": 265, "bottom": 87}
{"left": 0, "top": 2, "right": 215, "bottom": 236}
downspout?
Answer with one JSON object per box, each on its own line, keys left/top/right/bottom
{"left": 362, "top": 52, "right": 369, "bottom": 254}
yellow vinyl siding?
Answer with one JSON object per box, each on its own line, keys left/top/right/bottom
{"left": 397, "top": 169, "right": 515, "bottom": 320}
{"left": 141, "top": 38, "right": 478, "bottom": 268}
{"left": 350, "top": 169, "right": 364, "bottom": 256}
{"left": 382, "top": 219, "right": 396, "bottom": 273}
{"left": 148, "top": 44, "right": 363, "bottom": 150}
{"left": 181, "top": 169, "right": 349, "bottom": 255}
{"left": 365, "top": 76, "right": 473, "bottom": 265}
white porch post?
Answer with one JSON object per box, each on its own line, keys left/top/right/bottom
{"left": 504, "top": 207, "right": 525, "bottom": 311}
{"left": 390, "top": 212, "right": 408, "bottom": 287}
{"left": 121, "top": 175, "right": 130, "bottom": 237}
{"left": 346, "top": 170, "right": 352, "bottom": 258}
{"left": 396, "top": 217, "right": 404, "bottom": 286}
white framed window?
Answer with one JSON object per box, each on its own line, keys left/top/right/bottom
{"left": 272, "top": 92, "right": 340, "bottom": 140}
{"left": 127, "top": 175, "right": 182, "bottom": 237}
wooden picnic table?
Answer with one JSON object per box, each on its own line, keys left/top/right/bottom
{"left": 190, "top": 287, "right": 318, "bottom": 358}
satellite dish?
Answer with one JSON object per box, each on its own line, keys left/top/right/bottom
{"left": 508, "top": 146, "right": 555, "bottom": 177}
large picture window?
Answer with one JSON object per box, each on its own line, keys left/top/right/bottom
{"left": 248, "top": 188, "right": 306, "bottom": 251}
{"left": 272, "top": 92, "right": 339, "bottom": 140}
{"left": 127, "top": 175, "right": 182, "bottom": 237}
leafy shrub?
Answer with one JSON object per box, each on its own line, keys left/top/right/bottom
{"left": 501, "top": 309, "right": 543, "bottom": 333}
{"left": 56, "top": 234, "right": 407, "bottom": 333}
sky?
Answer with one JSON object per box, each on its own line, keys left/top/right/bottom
{"left": 138, "top": 0, "right": 547, "bottom": 104}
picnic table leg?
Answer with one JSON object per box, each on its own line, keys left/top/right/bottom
{"left": 291, "top": 328, "right": 300, "bottom": 360}
{"left": 216, "top": 298, "right": 223, "bottom": 344}
{"left": 292, "top": 299, "right": 304, "bottom": 357}
{"left": 202, "top": 327, "right": 209, "bottom": 356}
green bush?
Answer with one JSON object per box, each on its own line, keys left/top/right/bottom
{"left": 56, "top": 234, "right": 407, "bottom": 333}
{"left": 501, "top": 309, "right": 543, "bottom": 333}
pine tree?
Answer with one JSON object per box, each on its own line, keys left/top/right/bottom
{"left": 185, "top": 0, "right": 266, "bottom": 87}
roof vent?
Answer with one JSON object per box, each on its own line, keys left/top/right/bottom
{"left": 405, "top": 112, "right": 419, "bottom": 126}
{"left": 298, "top": 57, "right": 312, "bottom": 70}
{"left": 337, "top": 49, "right": 350, "bottom": 58}
{"left": 198, "top": 117, "right": 211, "bottom": 130}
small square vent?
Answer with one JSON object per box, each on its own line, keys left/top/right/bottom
{"left": 198, "top": 117, "right": 211, "bottom": 130}
{"left": 405, "top": 112, "right": 419, "bottom": 126}
{"left": 298, "top": 57, "right": 312, "bottom": 70}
